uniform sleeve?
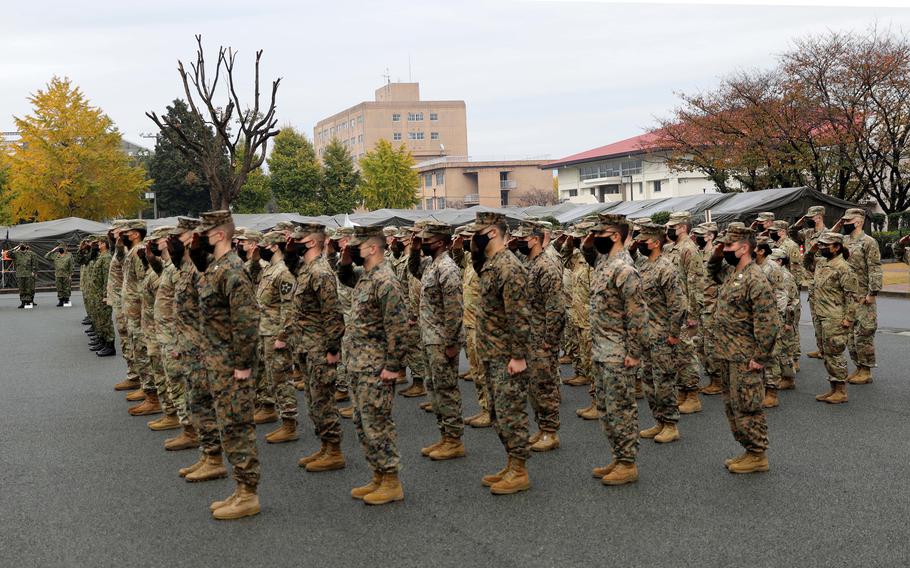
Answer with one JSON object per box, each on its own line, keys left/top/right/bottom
{"left": 865, "top": 237, "right": 883, "bottom": 294}
{"left": 803, "top": 250, "right": 818, "bottom": 274}
{"left": 663, "top": 264, "right": 685, "bottom": 338}
{"left": 378, "top": 277, "right": 408, "bottom": 372}
{"left": 316, "top": 270, "right": 345, "bottom": 354}
{"left": 275, "top": 270, "right": 298, "bottom": 345}
{"left": 408, "top": 250, "right": 426, "bottom": 279}
{"left": 337, "top": 261, "right": 359, "bottom": 288}
{"left": 541, "top": 261, "right": 565, "bottom": 347}
{"left": 789, "top": 226, "right": 806, "bottom": 245}
{"left": 582, "top": 245, "right": 598, "bottom": 268}
{"left": 440, "top": 263, "right": 464, "bottom": 347}
{"left": 682, "top": 247, "right": 705, "bottom": 318}
{"left": 618, "top": 267, "right": 647, "bottom": 360}
{"left": 226, "top": 270, "right": 261, "bottom": 371}
{"left": 503, "top": 262, "right": 532, "bottom": 360}
{"left": 748, "top": 274, "right": 779, "bottom": 367}
{"left": 841, "top": 266, "right": 859, "bottom": 323}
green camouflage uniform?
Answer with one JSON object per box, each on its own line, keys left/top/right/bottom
{"left": 757, "top": 258, "right": 787, "bottom": 390}
{"left": 462, "top": 260, "right": 488, "bottom": 411}
{"left": 10, "top": 249, "right": 38, "bottom": 304}
{"left": 90, "top": 251, "right": 114, "bottom": 343}
{"left": 525, "top": 249, "right": 565, "bottom": 433}
{"left": 122, "top": 247, "right": 151, "bottom": 392}
{"left": 843, "top": 231, "right": 882, "bottom": 368}
{"left": 108, "top": 245, "right": 135, "bottom": 381}
{"left": 256, "top": 257, "right": 298, "bottom": 420}
{"left": 141, "top": 262, "right": 171, "bottom": 411}
{"left": 777, "top": 236, "right": 804, "bottom": 285}
{"left": 665, "top": 237, "right": 705, "bottom": 394}
{"left": 156, "top": 261, "right": 190, "bottom": 425}
{"left": 806, "top": 252, "right": 859, "bottom": 383}
{"left": 791, "top": 224, "right": 827, "bottom": 351}
{"left": 568, "top": 249, "right": 593, "bottom": 380}
{"left": 777, "top": 262, "right": 801, "bottom": 371}
{"left": 327, "top": 251, "right": 354, "bottom": 394}
{"left": 44, "top": 250, "right": 74, "bottom": 301}
{"left": 337, "top": 258, "right": 408, "bottom": 474}
{"left": 700, "top": 246, "right": 723, "bottom": 387}
{"left": 245, "top": 258, "right": 274, "bottom": 409}
{"left": 197, "top": 250, "right": 261, "bottom": 487}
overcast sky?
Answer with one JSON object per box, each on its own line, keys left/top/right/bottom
{"left": 3, "top": 1, "right": 910, "bottom": 161}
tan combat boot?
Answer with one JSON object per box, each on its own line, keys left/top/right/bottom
{"left": 578, "top": 404, "right": 600, "bottom": 420}
{"left": 299, "top": 443, "right": 327, "bottom": 467}
{"left": 529, "top": 431, "right": 543, "bottom": 445}
{"left": 363, "top": 472, "right": 404, "bottom": 505}
{"left": 592, "top": 461, "right": 617, "bottom": 478}
{"left": 654, "top": 422, "right": 680, "bottom": 444}
{"left": 778, "top": 377, "right": 796, "bottom": 390}
{"left": 815, "top": 382, "right": 836, "bottom": 402}
{"left": 727, "top": 451, "right": 769, "bottom": 474}
{"left": 306, "top": 442, "right": 346, "bottom": 472}
{"left": 848, "top": 366, "right": 873, "bottom": 385}
{"left": 351, "top": 471, "right": 383, "bottom": 499}
{"left": 185, "top": 454, "right": 228, "bottom": 482}
{"left": 640, "top": 423, "right": 663, "bottom": 439}
{"left": 419, "top": 401, "right": 433, "bottom": 413}
{"left": 164, "top": 425, "right": 199, "bottom": 451}
{"left": 563, "top": 375, "right": 591, "bottom": 387}
{"left": 530, "top": 432, "right": 559, "bottom": 452}
{"left": 210, "top": 486, "right": 240, "bottom": 511}
{"left": 761, "top": 389, "right": 779, "bottom": 409}
{"left": 793, "top": 360, "right": 800, "bottom": 373}
{"left": 125, "top": 389, "right": 146, "bottom": 402}
{"left": 430, "top": 437, "right": 467, "bottom": 460}
{"left": 490, "top": 458, "right": 531, "bottom": 495}
{"left": 212, "top": 483, "right": 260, "bottom": 520}
{"left": 421, "top": 438, "right": 445, "bottom": 457}
{"left": 253, "top": 404, "right": 278, "bottom": 424}
{"left": 178, "top": 454, "right": 207, "bottom": 478}
{"left": 128, "top": 392, "right": 162, "bottom": 416}
{"left": 601, "top": 461, "right": 638, "bottom": 485}
{"left": 148, "top": 414, "right": 181, "bottom": 431}
{"left": 678, "top": 391, "right": 702, "bottom": 414}
{"left": 334, "top": 390, "right": 350, "bottom": 402}
{"left": 399, "top": 380, "right": 426, "bottom": 398}
{"left": 724, "top": 453, "right": 749, "bottom": 468}
{"left": 806, "top": 350, "right": 823, "bottom": 359}
{"left": 468, "top": 411, "right": 491, "bottom": 428}
{"left": 558, "top": 354, "right": 572, "bottom": 365}
{"left": 265, "top": 418, "right": 299, "bottom": 444}
{"left": 114, "top": 377, "right": 140, "bottom": 391}
{"left": 339, "top": 405, "right": 354, "bottom": 419}
{"left": 482, "top": 458, "right": 512, "bottom": 487}
{"left": 700, "top": 378, "right": 724, "bottom": 396}
{"left": 293, "top": 379, "right": 307, "bottom": 391}
{"left": 825, "top": 382, "right": 848, "bottom": 404}
{"left": 634, "top": 379, "right": 644, "bottom": 399}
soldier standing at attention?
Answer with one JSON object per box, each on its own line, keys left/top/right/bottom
{"left": 409, "top": 222, "right": 466, "bottom": 460}
{"left": 805, "top": 232, "right": 859, "bottom": 405}
{"left": 288, "top": 224, "right": 347, "bottom": 472}
{"left": 692, "top": 222, "right": 724, "bottom": 396}
{"left": 511, "top": 220, "right": 565, "bottom": 452}
{"left": 636, "top": 223, "right": 684, "bottom": 444}
{"left": 837, "top": 208, "right": 882, "bottom": 385}
{"left": 90, "top": 238, "right": 116, "bottom": 357}
{"left": 337, "top": 225, "right": 408, "bottom": 505}
{"left": 120, "top": 220, "right": 159, "bottom": 415}
{"left": 107, "top": 221, "right": 141, "bottom": 391}
{"left": 769, "top": 220, "right": 803, "bottom": 372}
{"left": 769, "top": 248, "right": 800, "bottom": 391}
{"left": 455, "top": 224, "right": 492, "bottom": 428}
{"left": 707, "top": 225, "right": 778, "bottom": 474}
{"left": 44, "top": 243, "right": 74, "bottom": 306}
{"left": 10, "top": 243, "right": 38, "bottom": 308}
{"left": 326, "top": 227, "right": 356, "bottom": 418}
{"left": 753, "top": 237, "right": 789, "bottom": 409}
{"left": 581, "top": 213, "right": 647, "bottom": 485}
{"left": 472, "top": 212, "right": 533, "bottom": 495}
{"left": 664, "top": 211, "right": 705, "bottom": 415}
{"left": 190, "top": 210, "right": 262, "bottom": 520}
{"left": 399, "top": 223, "right": 430, "bottom": 399}
{"left": 790, "top": 205, "right": 828, "bottom": 359}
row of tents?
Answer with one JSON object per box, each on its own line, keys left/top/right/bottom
{"left": 1, "top": 186, "right": 861, "bottom": 291}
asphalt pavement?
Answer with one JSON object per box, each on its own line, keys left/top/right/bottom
{"left": 2, "top": 291, "right": 910, "bottom": 567}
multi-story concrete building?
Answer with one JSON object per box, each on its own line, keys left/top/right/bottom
{"left": 414, "top": 156, "right": 554, "bottom": 209}
{"left": 313, "top": 82, "right": 468, "bottom": 163}
{"left": 544, "top": 132, "right": 723, "bottom": 203}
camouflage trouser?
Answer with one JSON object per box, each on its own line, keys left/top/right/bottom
{"left": 263, "top": 339, "right": 296, "bottom": 419}
{"left": 405, "top": 324, "right": 427, "bottom": 384}
{"left": 301, "top": 350, "right": 341, "bottom": 444}
{"left": 528, "top": 346, "right": 560, "bottom": 432}
{"left": 481, "top": 358, "right": 530, "bottom": 461}
{"left": 205, "top": 354, "right": 260, "bottom": 487}
{"left": 336, "top": 334, "right": 351, "bottom": 393}
{"left": 642, "top": 343, "right": 679, "bottom": 424}
{"left": 700, "top": 315, "right": 722, "bottom": 387}
{"left": 18, "top": 276, "right": 35, "bottom": 303}
{"left": 425, "top": 344, "right": 464, "bottom": 439}
{"left": 185, "top": 354, "right": 222, "bottom": 455}
{"left": 764, "top": 339, "right": 782, "bottom": 390}
{"left": 149, "top": 353, "right": 176, "bottom": 415}
{"left": 114, "top": 308, "right": 138, "bottom": 383}
{"left": 127, "top": 319, "right": 152, "bottom": 392}
{"left": 593, "top": 361, "right": 639, "bottom": 463}
{"left": 161, "top": 345, "right": 193, "bottom": 427}
{"left": 676, "top": 322, "right": 702, "bottom": 393}
{"left": 848, "top": 300, "right": 877, "bottom": 368}
{"left": 350, "top": 370, "right": 400, "bottom": 474}
{"left": 55, "top": 276, "right": 71, "bottom": 300}
{"left": 779, "top": 322, "right": 800, "bottom": 367}
{"left": 563, "top": 320, "right": 578, "bottom": 366}
{"left": 255, "top": 340, "right": 275, "bottom": 408}
{"left": 718, "top": 360, "right": 768, "bottom": 453}
{"left": 819, "top": 318, "right": 849, "bottom": 383}
{"left": 808, "top": 289, "right": 823, "bottom": 352}
{"left": 94, "top": 302, "right": 115, "bottom": 343}
{"left": 574, "top": 324, "right": 593, "bottom": 380}
{"left": 465, "top": 326, "right": 488, "bottom": 411}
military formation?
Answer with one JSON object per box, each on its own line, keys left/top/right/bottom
{"left": 16, "top": 202, "right": 883, "bottom": 519}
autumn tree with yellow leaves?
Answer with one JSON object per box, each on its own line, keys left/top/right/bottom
{"left": 6, "top": 77, "right": 148, "bottom": 222}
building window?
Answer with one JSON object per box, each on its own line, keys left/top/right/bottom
{"left": 500, "top": 190, "right": 509, "bottom": 207}
{"left": 435, "top": 172, "right": 444, "bottom": 185}
{"left": 392, "top": 113, "right": 400, "bottom": 122}
{"left": 408, "top": 132, "right": 425, "bottom": 140}
{"left": 393, "top": 132, "right": 402, "bottom": 141}
{"left": 350, "top": 119, "right": 355, "bottom": 128}
{"left": 426, "top": 197, "right": 435, "bottom": 210}
{"left": 425, "top": 173, "right": 433, "bottom": 187}
{"left": 437, "top": 197, "right": 446, "bottom": 209}
{"left": 358, "top": 134, "right": 364, "bottom": 143}
{"left": 653, "top": 180, "right": 662, "bottom": 193}
{"left": 431, "top": 132, "right": 439, "bottom": 140}
{"left": 430, "top": 112, "right": 438, "bottom": 121}
{"left": 568, "top": 189, "right": 578, "bottom": 197}
{"left": 408, "top": 112, "right": 424, "bottom": 121}
{"left": 358, "top": 115, "right": 363, "bottom": 124}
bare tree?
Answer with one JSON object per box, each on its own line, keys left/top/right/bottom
{"left": 147, "top": 35, "right": 281, "bottom": 209}
{"left": 518, "top": 185, "right": 558, "bottom": 206}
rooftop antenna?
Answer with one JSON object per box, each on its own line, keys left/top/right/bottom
{"left": 383, "top": 68, "right": 391, "bottom": 85}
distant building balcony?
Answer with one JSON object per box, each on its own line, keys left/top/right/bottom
{"left": 464, "top": 193, "right": 480, "bottom": 205}
{"left": 500, "top": 180, "right": 517, "bottom": 190}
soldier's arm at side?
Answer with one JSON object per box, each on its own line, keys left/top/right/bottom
{"left": 866, "top": 237, "right": 883, "bottom": 295}
{"left": 749, "top": 275, "right": 778, "bottom": 367}
{"left": 541, "top": 262, "right": 566, "bottom": 348}
{"left": 683, "top": 247, "right": 706, "bottom": 317}
{"left": 841, "top": 268, "right": 860, "bottom": 324}
{"left": 440, "top": 264, "right": 464, "bottom": 348}
{"left": 275, "top": 271, "right": 298, "bottom": 345}
{"left": 378, "top": 278, "right": 408, "bottom": 373}
{"left": 619, "top": 268, "right": 647, "bottom": 361}
{"left": 316, "top": 271, "right": 345, "bottom": 354}
{"left": 225, "top": 270, "right": 261, "bottom": 371}
{"left": 503, "top": 263, "right": 532, "bottom": 361}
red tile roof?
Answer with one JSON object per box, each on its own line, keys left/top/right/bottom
{"left": 542, "top": 131, "right": 664, "bottom": 169}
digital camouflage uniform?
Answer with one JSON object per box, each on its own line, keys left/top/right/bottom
{"left": 843, "top": 228, "right": 882, "bottom": 368}
{"left": 122, "top": 241, "right": 150, "bottom": 393}
{"left": 326, "top": 243, "right": 354, "bottom": 395}
{"left": 337, "top": 247, "right": 409, "bottom": 474}
{"left": 156, "top": 259, "right": 190, "bottom": 426}
{"left": 44, "top": 249, "right": 74, "bottom": 301}
{"left": 791, "top": 217, "right": 827, "bottom": 351}
{"left": 90, "top": 250, "right": 114, "bottom": 344}
{"left": 462, "top": 261, "right": 488, "bottom": 411}
{"left": 410, "top": 241, "right": 465, "bottom": 440}
{"left": 772, "top": 251, "right": 801, "bottom": 373}
{"left": 244, "top": 255, "right": 274, "bottom": 410}
{"left": 10, "top": 248, "right": 38, "bottom": 304}
{"left": 108, "top": 236, "right": 136, "bottom": 382}
{"left": 806, "top": 249, "right": 859, "bottom": 383}
{"left": 257, "top": 254, "right": 298, "bottom": 420}
{"left": 196, "top": 244, "right": 261, "bottom": 488}
{"left": 757, "top": 257, "right": 787, "bottom": 390}
{"left": 140, "top": 257, "right": 171, "bottom": 412}
{"left": 82, "top": 248, "right": 99, "bottom": 328}
{"left": 287, "top": 253, "right": 345, "bottom": 444}
{"left": 405, "top": 251, "right": 429, "bottom": 387}
{"left": 664, "top": 220, "right": 705, "bottom": 394}
{"left": 568, "top": 247, "right": 593, "bottom": 381}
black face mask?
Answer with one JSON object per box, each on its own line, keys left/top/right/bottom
{"left": 90, "top": 247, "right": 99, "bottom": 260}
{"left": 120, "top": 234, "right": 132, "bottom": 249}
{"left": 724, "top": 250, "right": 739, "bottom": 267}
{"left": 198, "top": 235, "right": 216, "bottom": 255}
{"left": 805, "top": 219, "right": 816, "bottom": 229}
{"left": 148, "top": 242, "right": 161, "bottom": 257}
{"left": 137, "top": 248, "right": 149, "bottom": 269}
{"left": 638, "top": 241, "right": 651, "bottom": 256}
{"left": 258, "top": 247, "right": 274, "bottom": 262}
{"left": 189, "top": 235, "right": 210, "bottom": 273}
{"left": 391, "top": 241, "right": 405, "bottom": 257}
{"left": 237, "top": 247, "right": 248, "bottom": 261}
{"left": 421, "top": 242, "right": 437, "bottom": 257}
{"left": 770, "top": 232, "right": 780, "bottom": 242}
{"left": 472, "top": 231, "right": 491, "bottom": 254}
{"left": 350, "top": 246, "right": 365, "bottom": 266}
{"left": 514, "top": 240, "right": 531, "bottom": 257}
{"left": 820, "top": 248, "right": 835, "bottom": 260}
{"left": 842, "top": 223, "right": 856, "bottom": 235}
{"left": 167, "top": 237, "right": 185, "bottom": 263}
{"left": 631, "top": 230, "right": 640, "bottom": 240}
{"left": 695, "top": 236, "right": 708, "bottom": 249}
{"left": 593, "top": 236, "right": 614, "bottom": 255}
{"left": 666, "top": 228, "right": 678, "bottom": 242}
{"left": 462, "top": 240, "right": 471, "bottom": 252}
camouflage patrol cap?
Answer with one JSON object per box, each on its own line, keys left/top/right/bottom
{"left": 841, "top": 207, "right": 866, "bottom": 220}
{"left": 769, "top": 248, "right": 788, "bottom": 261}
{"left": 291, "top": 222, "right": 327, "bottom": 240}
{"left": 409, "top": 219, "right": 432, "bottom": 233}
{"left": 348, "top": 225, "right": 384, "bottom": 246}
{"left": 330, "top": 226, "right": 355, "bottom": 241}
{"left": 666, "top": 211, "right": 692, "bottom": 226}
{"left": 122, "top": 219, "right": 147, "bottom": 231}
{"left": 195, "top": 210, "right": 233, "bottom": 233}
{"left": 805, "top": 205, "right": 826, "bottom": 217}
{"left": 474, "top": 212, "right": 506, "bottom": 229}
{"left": 692, "top": 221, "right": 718, "bottom": 236}
{"left": 632, "top": 217, "right": 652, "bottom": 229}
{"left": 237, "top": 230, "right": 263, "bottom": 242}
{"left": 756, "top": 235, "right": 771, "bottom": 246}
{"left": 637, "top": 223, "right": 665, "bottom": 239}
{"left": 756, "top": 212, "right": 775, "bottom": 222}
{"left": 771, "top": 220, "right": 789, "bottom": 231}
{"left": 261, "top": 231, "right": 287, "bottom": 246}
{"left": 719, "top": 225, "right": 754, "bottom": 244}
{"left": 593, "top": 213, "right": 627, "bottom": 230}
{"left": 168, "top": 216, "right": 201, "bottom": 235}
{"left": 818, "top": 231, "right": 843, "bottom": 245}
{"left": 273, "top": 221, "right": 296, "bottom": 233}
{"left": 511, "top": 220, "right": 546, "bottom": 238}
{"left": 234, "top": 227, "right": 248, "bottom": 237}
{"left": 418, "top": 221, "right": 453, "bottom": 239}
{"left": 568, "top": 222, "right": 595, "bottom": 238}
{"left": 110, "top": 219, "right": 129, "bottom": 230}
{"left": 382, "top": 226, "right": 399, "bottom": 238}
{"left": 455, "top": 223, "right": 478, "bottom": 237}
{"left": 148, "top": 226, "right": 175, "bottom": 241}
{"left": 392, "top": 227, "right": 412, "bottom": 239}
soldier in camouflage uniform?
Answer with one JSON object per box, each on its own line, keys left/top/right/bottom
{"left": 707, "top": 225, "right": 778, "bottom": 474}
{"left": 409, "top": 222, "right": 466, "bottom": 460}
{"left": 512, "top": 220, "right": 565, "bottom": 452}
{"left": 189, "top": 210, "right": 262, "bottom": 520}
{"left": 806, "top": 232, "right": 859, "bottom": 405}
{"left": 9, "top": 243, "right": 38, "bottom": 308}
{"left": 565, "top": 222, "right": 598, "bottom": 420}
{"left": 44, "top": 243, "right": 74, "bottom": 306}
{"left": 88, "top": 239, "right": 115, "bottom": 357}
{"left": 288, "top": 224, "right": 348, "bottom": 472}
{"left": 581, "top": 213, "right": 647, "bottom": 486}
{"left": 327, "top": 227, "right": 355, "bottom": 418}
{"left": 754, "top": 236, "right": 792, "bottom": 408}
{"left": 636, "top": 224, "right": 684, "bottom": 444}
{"left": 837, "top": 208, "right": 882, "bottom": 384}
{"left": 473, "top": 212, "right": 533, "bottom": 495}
{"left": 663, "top": 211, "right": 705, "bottom": 414}
{"left": 106, "top": 221, "right": 140, "bottom": 390}
{"left": 769, "top": 248, "right": 800, "bottom": 391}
{"left": 691, "top": 222, "right": 723, "bottom": 395}
{"left": 399, "top": 222, "right": 430, "bottom": 399}
{"left": 768, "top": 220, "right": 803, "bottom": 371}
{"left": 790, "top": 205, "right": 829, "bottom": 358}
{"left": 82, "top": 239, "right": 103, "bottom": 351}
{"left": 454, "top": 225, "right": 491, "bottom": 428}
{"left": 387, "top": 227, "right": 414, "bottom": 391}
{"left": 337, "top": 225, "right": 409, "bottom": 505}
